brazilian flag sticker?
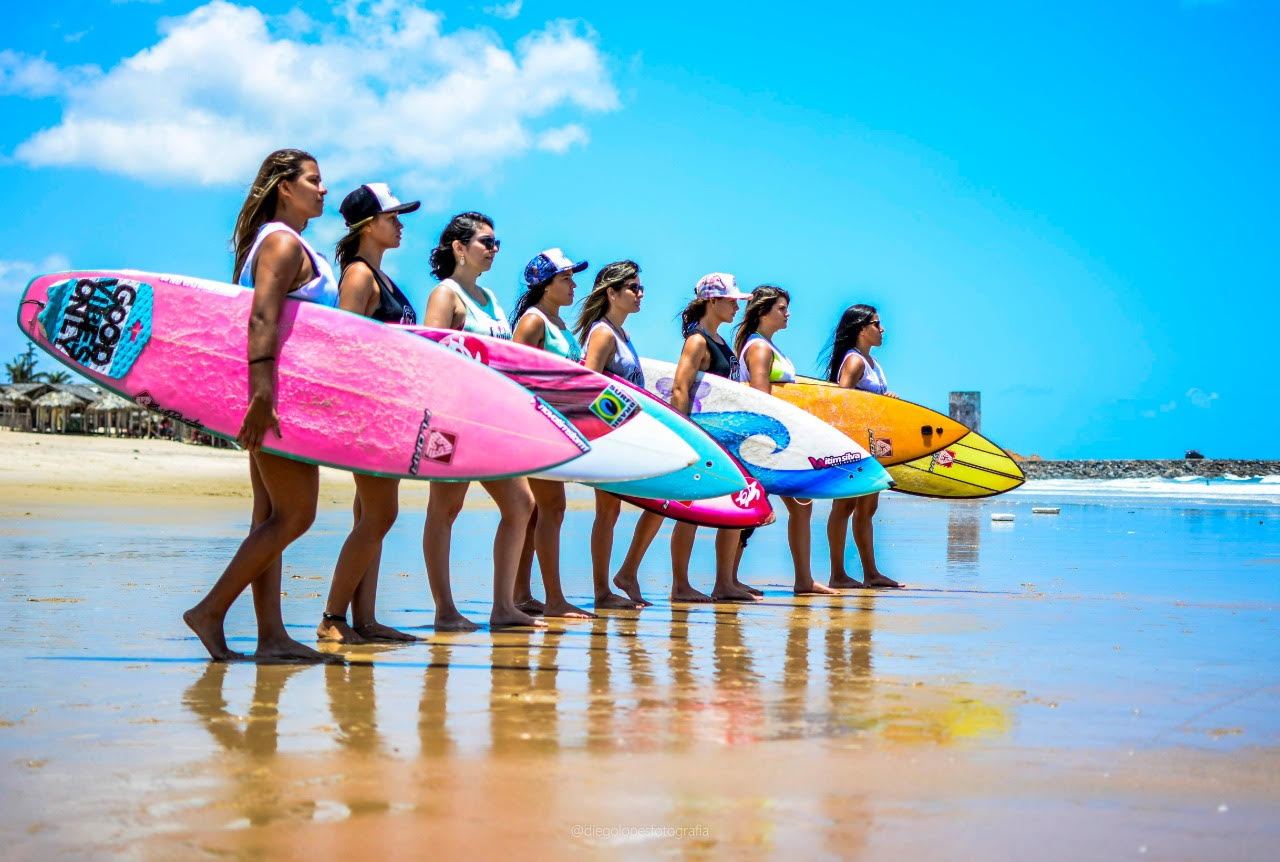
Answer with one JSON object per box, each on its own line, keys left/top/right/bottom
{"left": 589, "top": 386, "right": 639, "bottom": 428}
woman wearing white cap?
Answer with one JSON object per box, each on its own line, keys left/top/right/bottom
{"left": 419, "top": 213, "right": 542, "bottom": 631}
{"left": 510, "top": 248, "right": 595, "bottom": 619}
{"left": 611, "top": 273, "right": 761, "bottom": 605}
{"left": 733, "top": 285, "right": 840, "bottom": 596}
{"left": 576, "top": 261, "right": 648, "bottom": 610}
{"left": 316, "top": 183, "right": 422, "bottom": 645}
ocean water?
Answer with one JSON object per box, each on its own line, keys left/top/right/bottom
{"left": 0, "top": 479, "right": 1277, "bottom": 856}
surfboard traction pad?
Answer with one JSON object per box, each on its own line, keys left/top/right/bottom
{"left": 38, "top": 276, "right": 153, "bottom": 379}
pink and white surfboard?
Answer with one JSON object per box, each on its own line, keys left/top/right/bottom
{"left": 16, "top": 271, "right": 587, "bottom": 480}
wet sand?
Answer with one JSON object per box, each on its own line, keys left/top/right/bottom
{"left": 1, "top": 434, "right": 1278, "bottom": 859}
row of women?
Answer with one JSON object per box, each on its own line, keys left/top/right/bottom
{"left": 182, "top": 149, "right": 900, "bottom": 663}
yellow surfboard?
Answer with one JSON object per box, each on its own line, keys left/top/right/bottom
{"left": 886, "top": 431, "right": 1025, "bottom": 498}
{"left": 773, "top": 376, "right": 969, "bottom": 466}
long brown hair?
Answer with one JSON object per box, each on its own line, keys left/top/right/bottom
{"left": 733, "top": 284, "right": 790, "bottom": 357}
{"left": 574, "top": 260, "right": 639, "bottom": 342}
{"left": 821, "top": 303, "right": 878, "bottom": 382}
{"left": 679, "top": 298, "right": 711, "bottom": 337}
{"left": 334, "top": 219, "right": 374, "bottom": 274}
{"left": 231, "top": 148, "right": 317, "bottom": 283}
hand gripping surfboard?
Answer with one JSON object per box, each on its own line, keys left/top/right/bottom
{"left": 16, "top": 271, "right": 587, "bottom": 480}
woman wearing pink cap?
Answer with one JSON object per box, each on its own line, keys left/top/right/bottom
{"left": 510, "top": 248, "right": 595, "bottom": 620}
{"left": 612, "top": 273, "right": 761, "bottom": 605}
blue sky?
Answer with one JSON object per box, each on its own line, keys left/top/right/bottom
{"left": 2, "top": 0, "right": 1276, "bottom": 458}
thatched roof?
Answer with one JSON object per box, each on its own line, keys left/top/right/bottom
{"left": 87, "top": 392, "right": 139, "bottom": 412}
{"left": 32, "top": 390, "right": 90, "bottom": 409}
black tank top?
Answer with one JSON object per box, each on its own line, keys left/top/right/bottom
{"left": 696, "top": 326, "right": 738, "bottom": 379}
{"left": 351, "top": 257, "right": 417, "bottom": 324}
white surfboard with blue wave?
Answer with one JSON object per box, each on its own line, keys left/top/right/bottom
{"left": 640, "top": 358, "right": 892, "bottom": 499}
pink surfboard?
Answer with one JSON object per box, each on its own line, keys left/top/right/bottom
{"left": 615, "top": 441, "right": 775, "bottom": 529}
{"left": 16, "top": 271, "right": 587, "bottom": 480}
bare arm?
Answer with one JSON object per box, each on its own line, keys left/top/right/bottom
{"left": 582, "top": 325, "right": 617, "bottom": 373}
{"left": 511, "top": 312, "right": 545, "bottom": 348}
{"left": 337, "top": 262, "right": 380, "bottom": 317}
{"left": 836, "top": 352, "right": 866, "bottom": 390}
{"left": 239, "top": 231, "right": 306, "bottom": 450}
{"left": 669, "top": 335, "right": 709, "bottom": 417}
{"left": 744, "top": 340, "right": 774, "bottom": 394}
{"left": 423, "top": 283, "right": 464, "bottom": 329}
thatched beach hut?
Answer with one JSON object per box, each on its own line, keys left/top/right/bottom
{"left": 86, "top": 392, "right": 145, "bottom": 437}
{"left": 31, "top": 388, "right": 91, "bottom": 433}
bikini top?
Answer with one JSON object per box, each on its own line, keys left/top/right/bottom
{"left": 587, "top": 320, "right": 644, "bottom": 387}
{"left": 237, "top": 221, "right": 338, "bottom": 307}
{"left": 735, "top": 333, "right": 797, "bottom": 384}
{"left": 521, "top": 306, "right": 581, "bottom": 362}
{"left": 441, "top": 278, "right": 511, "bottom": 339}
{"left": 347, "top": 257, "right": 416, "bottom": 324}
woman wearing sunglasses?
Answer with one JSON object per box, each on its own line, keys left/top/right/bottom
{"left": 734, "top": 285, "right": 840, "bottom": 596}
{"left": 419, "top": 213, "right": 542, "bottom": 630}
{"left": 611, "top": 273, "right": 760, "bottom": 605}
{"left": 576, "top": 260, "right": 647, "bottom": 610}
{"left": 824, "top": 304, "right": 902, "bottom": 589}
{"left": 510, "top": 248, "right": 596, "bottom": 620}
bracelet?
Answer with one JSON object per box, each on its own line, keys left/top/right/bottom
{"left": 322, "top": 611, "right": 347, "bottom": 623}
{"left": 248, "top": 355, "right": 276, "bottom": 365}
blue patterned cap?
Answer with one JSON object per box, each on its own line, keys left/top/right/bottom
{"left": 523, "top": 248, "right": 588, "bottom": 287}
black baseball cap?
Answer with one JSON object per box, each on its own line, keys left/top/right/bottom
{"left": 339, "top": 183, "right": 421, "bottom": 227}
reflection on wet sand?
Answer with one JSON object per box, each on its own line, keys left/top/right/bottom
{"left": 418, "top": 641, "right": 455, "bottom": 757}
{"left": 947, "top": 503, "right": 981, "bottom": 572}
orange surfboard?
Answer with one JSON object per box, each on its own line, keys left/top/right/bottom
{"left": 771, "top": 376, "right": 969, "bottom": 466}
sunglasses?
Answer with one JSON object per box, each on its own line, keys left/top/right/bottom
{"left": 473, "top": 235, "right": 500, "bottom": 251}
{"left": 625, "top": 284, "right": 645, "bottom": 294}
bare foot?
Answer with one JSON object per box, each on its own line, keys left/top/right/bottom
{"left": 183, "top": 607, "right": 245, "bottom": 662}
{"left": 828, "top": 573, "right": 864, "bottom": 589}
{"left": 670, "top": 586, "right": 714, "bottom": 603}
{"left": 490, "top": 607, "right": 548, "bottom": 629}
{"left": 353, "top": 621, "right": 418, "bottom": 642}
{"left": 735, "top": 581, "right": 764, "bottom": 597}
{"left": 316, "top": 617, "right": 367, "bottom": 644}
{"left": 434, "top": 610, "right": 481, "bottom": 633}
{"left": 255, "top": 637, "right": 339, "bottom": 664}
{"left": 862, "top": 573, "right": 903, "bottom": 589}
{"left": 711, "top": 584, "right": 759, "bottom": 603}
{"left": 543, "top": 601, "right": 597, "bottom": 620}
{"left": 594, "top": 591, "right": 642, "bottom": 611}
{"left": 795, "top": 581, "right": 842, "bottom": 596}
{"left": 516, "top": 598, "right": 546, "bottom": 616}
{"left": 613, "top": 573, "right": 653, "bottom": 607}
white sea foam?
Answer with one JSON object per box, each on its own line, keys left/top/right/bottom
{"left": 1012, "top": 476, "right": 1280, "bottom": 504}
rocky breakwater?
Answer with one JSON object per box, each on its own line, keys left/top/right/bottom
{"left": 1017, "top": 460, "right": 1280, "bottom": 480}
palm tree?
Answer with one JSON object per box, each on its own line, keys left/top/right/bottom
{"left": 44, "top": 370, "right": 72, "bottom": 384}
{"left": 5, "top": 345, "right": 40, "bottom": 383}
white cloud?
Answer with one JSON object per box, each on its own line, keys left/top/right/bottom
{"left": 0, "top": 50, "right": 99, "bottom": 98}
{"left": 1159, "top": 400, "right": 1177, "bottom": 412}
{"left": 9, "top": 1, "right": 618, "bottom": 191}
{"left": 1186, "top": 387, "right": 1219, "bottom": 409}
{"left": 0, "top": 255, "right": 73, "bottom": 287}
{"left": 485, "top": 0, "right": 523, "bottom": 19}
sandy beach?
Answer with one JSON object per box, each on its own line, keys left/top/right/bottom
{"left": 1, "top": 433, "right": 1278, "bottom": 859}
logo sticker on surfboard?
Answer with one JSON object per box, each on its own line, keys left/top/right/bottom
{"left": 410, "top": 409, "right": 458, "bottom": 474}
{"left": 871, "top": 438, "right": 894, "bottom": 459}
{"left": 437, "top": 332, "right": 489, "bottom": 366}
{"left": 588, "top": 385, "right": 639, "bottom": 428}
{"left": 732, "top": 478, "right": 765, "bottom": 509}
{"left": 933, "top": 449, "right": 956, "bottom": 468}
{"left": 38, "top": 277, "right": 153, "bottom": 378}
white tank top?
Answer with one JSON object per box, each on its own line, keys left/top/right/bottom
{"left": 442, "top": 278, "right": 511, "bottom": 339}
{"left": 843, "top": 349, "right": 888, "bottom": 394}
{"left": 736, "top": 333, "right": 796, "bottom": 384}
{"left": 237, "top": 221, "right": 338, "bottom": 306}
{"left": 587, "top": 320, "right": 644, "bottom": 387}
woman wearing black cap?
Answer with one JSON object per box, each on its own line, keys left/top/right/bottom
{"left": 316, "top": 183, "right": 421, "bottom": 644}
{"left": 510, "top": 248, "right": 595, "bottom": 620}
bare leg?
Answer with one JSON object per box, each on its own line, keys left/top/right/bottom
{"left": 184, "top": 451, "right": 328, "bottom": 663}
{"left": 731, "top": 527, "right": 764, "bottom": 596}
{"left": 529, "top": 479, "right": 594, "bottom": 619}
{"left": 827, "top": 497, "right": 863, "bottom": 588}
{"left": 784, "top": 497, "right": 837, "bottom": 595}
{"left": 423, "top": 481, "right": 479, "bottom": 632}
{"left": 853, "top": 493, "right": 901, "bottom": 588}
{"left": 590, "top": 492, "right": 640, "bottom": 609}
{"left": 613, "top": 511, "right": 664, "bottom": 607}
{"left": 670, "top": 522, "right": 714, "bottom": 603}
{"left": 711, "top": 527, "right": 756, "bottom": 602}
{"left": 514, "top": 507, "right": 545, "bottom": 614}
{"left": 479, "top": 477, "right": 544, "bottom": 628}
